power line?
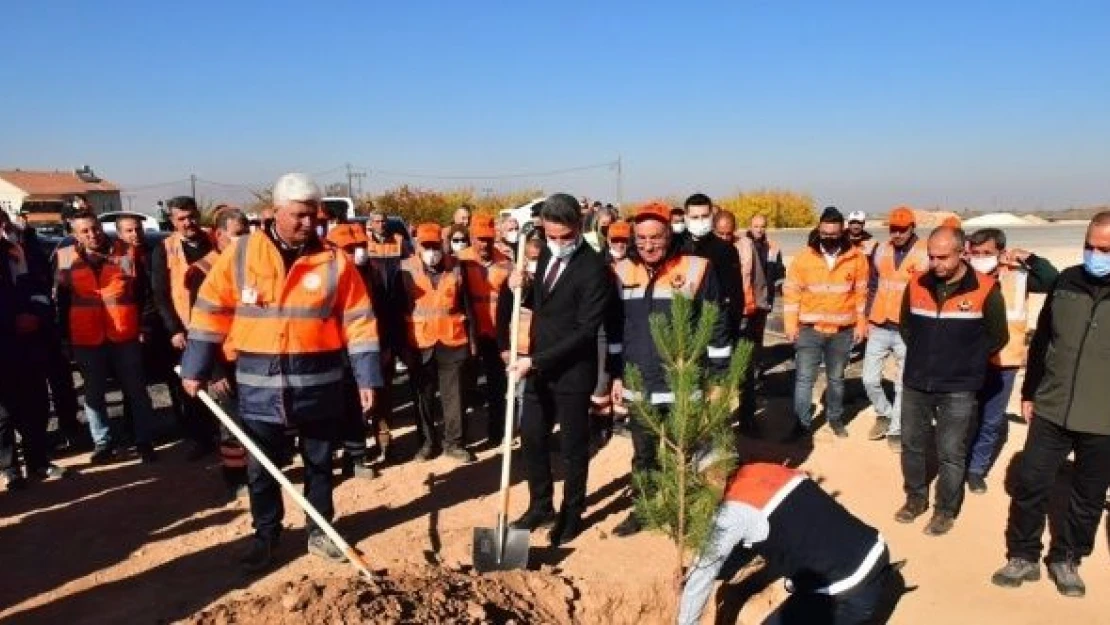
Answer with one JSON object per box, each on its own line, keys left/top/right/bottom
{"left": 118, "top": 178, "right": 191, "bottom": 192}
{"left": 365, "top": 160, "right": 619, "bottom": 181}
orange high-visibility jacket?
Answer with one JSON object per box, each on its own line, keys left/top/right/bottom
{"left": 55, "top": 241, "right": 141, "bottom": 347}
{"left": 179, "top": 230, "right": 382, "bottom": 424}
{"left": 737, "top": 235, "right": 781, "bottom": 315}
{"left": 457, "top": 248, "right": 512, "bottom": 339}
{"left": 368, "top": 232, "right": 404, "bottom": 259}
{"left": 783, "top": 245, "right": 869, "bottom": 336}
{"left": 399, "top": 256, "right": 469, "bottom": 349}
{"left": 991, "top": 266, "right": 1030, "bottom": 368}
{"left": 868, "top": 239, "right": 928, "bottom": 326}
{"left": 163, "top": 233, "right": 220, "bottom": 327}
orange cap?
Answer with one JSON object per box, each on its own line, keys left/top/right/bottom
{"left": 607, "top": 220, "right": 631, "bottom": 240}
{"left": 941, "top": 215, "right": 962, "bottom": 229}
{"left": 633, "top": 202, "right": 671, "bottom": 224}
{"left": 326, "top": 223, "right": 368, "bottom": 249}
{"left": 888, "top": 206, "right": 915, "bottom": 228}
{"left": 415, "top": 223, "right": 442, "bottom": 245}
{"left": 471, "top": 214, "right": 496, "bottom": 238}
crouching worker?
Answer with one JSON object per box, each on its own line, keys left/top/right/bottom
{"left": 180, "top": 173, "right": 381, "bottom": 572}
{"left": 680, "top": 461, "right": 894, "bottom": 625}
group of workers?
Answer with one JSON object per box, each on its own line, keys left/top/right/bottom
{"left": 2, "top": 171, "right": 1109, "bottom": 624}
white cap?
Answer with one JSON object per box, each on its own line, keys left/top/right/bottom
{"left": 272, "top": 173, "right": 322, "bottom": 205}
{"left": 847, "top": 210, "right": 867, "bottom": 223}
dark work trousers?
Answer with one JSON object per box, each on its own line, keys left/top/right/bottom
{"left": 1005, "top": 416, "right": 1110, "bottom": 565}
{"left": 629, "top": 403, "right": 665, "bottom": 495}
{"left": 339, "top": 370, "right": 368, "bottom": 461}
{"left": 740, "top": 310, "right": 769, "bottom": 370}
{"left": 774, "top": 547, "right": 892, "bottom": 625}
{"left": 520, "top": 387, "right": 592, "bottom": 518}
{"left": 243, "top": 417, "right": 338, "bottom": 542}
{"left": 369, "top": 353, "right": 395, "bottom": 450}
{"left": 0, "top": 363, "right": 52, "bottom": 475}
{"left": 475, "top": 336, "right": 508, "bottom": 441}
{"left": 409, "top": 343, "right": 469, "bottom": 451}
{"left": 794, "top": 326, "right": 853, "bottom": 428}
{"left": 900, "top": 387, "right": 977, "bottom": 516}
{"left": 968, "top": 366, "right": 1018, "bottom": 478}
{"left": 43, "top": 331, "right": 81, "bottom": 433}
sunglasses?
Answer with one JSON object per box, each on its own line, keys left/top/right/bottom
{"left": 451, "top": 238, "right": 467, "bottom": 243}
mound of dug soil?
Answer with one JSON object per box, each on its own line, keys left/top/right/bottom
{"left": 188, "top": 566, "right": 582, "bottom": 625}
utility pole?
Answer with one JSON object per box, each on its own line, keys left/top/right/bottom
{"left": 616, "top": 154, "right": 623, "bottom": 208}
{"left": 190, "top": 174, "right": 197, "bottom": 200}
{"left": 345, "top": 162, "right": 366, "bottom": 199}
{"left": 125, "top": 194, "right": 135, "bottom": 211}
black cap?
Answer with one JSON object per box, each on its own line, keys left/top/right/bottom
{"left": 819, "top": 206, "right": 845, "bottom": 224}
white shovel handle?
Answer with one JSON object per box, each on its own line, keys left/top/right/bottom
{"left": 175, "top": 366, "right": 374, "bottom": 580}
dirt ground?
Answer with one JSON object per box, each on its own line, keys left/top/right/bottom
{"left": 2, "top": 327, "right": 1108, "bottom": 624}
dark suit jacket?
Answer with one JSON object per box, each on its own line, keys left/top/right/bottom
{"left": 525, "top": 242, "right": 610, "bottom": 395}
{"left": 680, "top": 233, "right": 744, "bottom": 337}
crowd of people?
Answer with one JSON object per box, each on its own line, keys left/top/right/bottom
{"left": 2, "top": 172, "right": 1109, "bottom": 623}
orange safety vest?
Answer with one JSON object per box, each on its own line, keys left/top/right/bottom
{"left": 868, "top": 239, "right": 928, "bottom": 326}
{"left": 516, "top": 307, "right": 533, "bottom": 356}
{"left": 163, "top": 233, "right": 220, "bottom": 327}
{"left": 737, "top": 236, "right": 780, "bottom": 316}
{"left": 55, "top": 241, "right": 140, "bottom": 347}
{"left": 991, "top": 266, "right": 1029, "bottom": 368}
{"left": 367, "top": 232, "right": 403, "bottom": 258}
{"left": 782, "top": 246, "right": 869, "bottom": 335}
{"left": 400, "top": 257, "right": 469, "bottom": 349}
{"left": 724, "top": 463, "right": 805, "bottom": 510}
{"left": 458, "top": 249, "right": 512, "bottom": 339}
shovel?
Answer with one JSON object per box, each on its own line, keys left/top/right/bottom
{"left": 175, "top": 366, "right": 375, "bottom": 581}
{"left": 472, "top": 234, "right": 531, "bottom": 572}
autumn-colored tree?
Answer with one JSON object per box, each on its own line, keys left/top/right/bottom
{"left": 717, "top": 189, "right": 817, "bottom": 228}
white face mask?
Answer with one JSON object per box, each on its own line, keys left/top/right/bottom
{"left": 353, "top": 247, "right": 368, "bottom": 266}
{"left": 526, "top": 260, "right": 538, "bottom": 274}
{"left": 609, "top": 246, "right": 626, "bottom": 260}
{"left": 686, "top": 217, "right": 712, "bottom": 238}
{"left": 315, "top": 225, "right": 325, "bottom": 238}
{"left": 450, "top": 240, "right": 468, "bottom": 253}
{"left": 421, "top": 249, "right": 443, "bottom": 267}
{"left": 547, "top": 236, "right": 579, "bottom": 260}
{"left": 969, "top": 256, "right": 999, "bottom": 274}
{"left": 504, "top": 230, "right": 520, "bottom": 244}
{"left": 671, "top": 222, "right": 686, "bottom": 234}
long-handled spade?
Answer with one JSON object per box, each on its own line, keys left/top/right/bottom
{"left": 472, "top": 234, "right": 531, "bottom": 572}
{"left": 175, "top": 366, "right": 375, "bottom": 581}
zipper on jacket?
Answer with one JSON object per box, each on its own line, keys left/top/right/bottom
{"left": 1062, "top": 296, "right": 1105, "bottom": 429}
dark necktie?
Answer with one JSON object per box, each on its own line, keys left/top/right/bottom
{"left": 543, "top": 258, "right": 563, "bottom": 291}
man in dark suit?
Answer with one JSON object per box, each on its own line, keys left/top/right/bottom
{"left": 507, "top": 194, "right": 612, "bottom": 546}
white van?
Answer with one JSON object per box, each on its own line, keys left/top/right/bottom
{"left": 98, "top": 211, "right": 161, "bottom": 234}
{"left": 322, "top": 197, "right": 357, "bottom": 221}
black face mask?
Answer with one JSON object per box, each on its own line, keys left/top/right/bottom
{"left": 819, "top": 236, "right": 842, "bottom": 252}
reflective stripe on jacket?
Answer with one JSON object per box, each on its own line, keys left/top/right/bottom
{"left": 990, "top": 266, "right": 1029, "bottom": 368}
{"left": 180, "top": 230, "right": 381, "bottom": 424}
{"left": 55, "top": 241, "right": 140, "bottom": 346}
{"left": 868, "top": 239, "right": 928, "bottom": 326}
{"left": 783, "top": 245, "right": 869, "bottom": 335}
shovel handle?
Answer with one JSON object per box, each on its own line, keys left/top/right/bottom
{"left": 497, "top": 234, "right": 531, "bottom": 520}
{"left": 175, "top": 366, "right": 374, "bottom": 581}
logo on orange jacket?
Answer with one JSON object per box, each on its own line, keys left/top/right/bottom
{"left": 302, "top": 272, "right": 322, "bottom": 292}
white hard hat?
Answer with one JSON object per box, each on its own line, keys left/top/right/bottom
{"left": 847, "top": 210, "right": 867, "bottom": 223}
{"left": 272, "top": 173, "right": 322, "bottom": 205}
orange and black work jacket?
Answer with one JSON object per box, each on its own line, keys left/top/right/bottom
{"left": 180, "top": 228, "right": 382, "bottom": 425}
{"left": 54, "top": 240, "right": 147, "bottom": 347}
{"left": 900, "top": 264, "right": 1008, "bottom": 393}
{"left": 607, "top": 251, "right": 732, "bottom": 402}
{"left": 457, "top": 248, "right": 512, "bottom": 340}
{"left": 151, "top": 233, "right": 219, "bottom": 336}
{"left": 398, "top": 256, "right": 476, "bottom": 351}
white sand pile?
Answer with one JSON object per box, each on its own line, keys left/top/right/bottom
{"left": 962, "top": 212, "right": 1032, "bottom": 227}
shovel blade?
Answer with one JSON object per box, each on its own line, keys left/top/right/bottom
{"left": 472, "top": 526, "right": 530, "bottom": 572}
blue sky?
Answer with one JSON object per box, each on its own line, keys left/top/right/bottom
{"left": 3, "top": 1, "right": 1108, "bottom": 213}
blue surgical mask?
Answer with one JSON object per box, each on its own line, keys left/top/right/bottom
{"left": 1083, "top": 249, "right": 1110, "bottom": 278}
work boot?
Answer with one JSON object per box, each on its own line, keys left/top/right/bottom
{"left": 240, "top": 536, "right": 277, "bottom": 573}
{"left": 991, "top": 558, "right": 1040, "bottom": 588}
{"left": 30, "top": 464, "right": 67, "bottom": 480}
{"left": 444, "top": 446, "right": 476, "bottom": 464}
{"left": 341, "top": 455, "right": 376, "bottom": 479}
{"left": 868, "top": 417, "right": 890, "bottom": 440}
{"left": 829, "top": 422, "right": 849, "bottom": 438}
{"left": 2, "top": 470, "right": 27, "bottom": 491}
{"left": 137, "top": 444, "right": 159, "bottom": 464}
{"left": 1047, "top": 560, "right": 1086, "bottom": 598}
{"left": 613, "top": 512, "right": 642, "bottom": 537}
{"left": 90, "top": 444, "right": 116, "bottom": 465}
{"left": 550, "top": 512, "right": 585, "bottom": 547}
{"left": 967, "top": 473, "right": 988, "bottom": 494}
{"left": 415, "top": 444, "right": 438, "bottom": 461}
{"left": 307, "top": 532, "right": 349, "bottom": 564}
{"left": 510, "top": 507, "right": 557, "bottom": 531}
{"left": 894, "top": 499, "right": 929, "bottom": 524}
{"left": 923, "top": 512, "right": 955, "bottom": 536}
{"left": 887, "top": 435, "right": 902, "bottom": 453}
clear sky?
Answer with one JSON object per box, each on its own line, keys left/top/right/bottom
{"left": 3, "top": 0, "right": 1108, "bottom": 214}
